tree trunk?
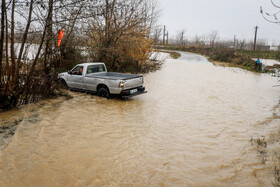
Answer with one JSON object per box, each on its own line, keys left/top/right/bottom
{"left": 0, "top": 0, "right": 5, "bottom": 86}
{"left": 16, "top": 2, "right": 52, "bottom": 100}
{"left": 10, "top": 0, "right": 15, "bottom": 87}
{"left": 44, "top": 0, "right": 53, "bottom": 73}
{"left": 4, "top": 0, "right": 10, "bottom": 95}
{"left": 14, "top": 0, "right": 34, "bottom": 87}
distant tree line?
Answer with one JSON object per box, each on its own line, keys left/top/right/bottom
{"left": 158, "top": 30, "right": 274, "bottom": 51}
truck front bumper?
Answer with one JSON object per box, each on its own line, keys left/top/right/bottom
{"left": 120, "top": 86, "right": 147, "bottom": 98}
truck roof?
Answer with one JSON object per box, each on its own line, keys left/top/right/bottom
{"left": 77, "top": 62, "right": 105, "bottom": 66}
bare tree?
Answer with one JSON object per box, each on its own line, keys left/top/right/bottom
{"left": 0, "top": 0, "right": 159, "bottom": 109}
{"left": 194, "top": 34, "right": 207, "bottom": 47}
{"left": 208, "top": 30, "right": 219, "bottom": 48}
{"left": 215, "top": 39, "right": 232, "bottom": 48}
{"left": 88, "top": 0, "right": 159, "bottom": 72}
{"left": 152, "top": 26, "right": 162, "bottom": 45}
{"left": 0, "top": 0, "right": 5, "bottom": 86}
{"left": 174, "top": 29, "right": 186, "bottom": 46}
{"left": 13, "top": 0, "right": 34, "bottom": 87}
{"left": 238, "top": 39, "right": 246, "bottom": 50}
{"left": 0, "top": 0, "right": 93, "bottom": 108}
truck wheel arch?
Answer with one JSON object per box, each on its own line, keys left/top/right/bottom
{"left": 59, "top": 78, "right": 68, "bottom": 89}
{"left": 96, "top": 84, "right": 110, "bottom": 93}
{"left": 96, "top": 84, "right": 110, "bottom": 99}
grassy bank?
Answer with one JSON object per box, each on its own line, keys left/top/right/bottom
{"left": 156, "top": 50, "right": 181, "bottom": 59}
{"left": 239, "top": 49, "right": 280, "bottom": 60}
{"left": 156, "top": 46, "right": 268, "bottom": 73}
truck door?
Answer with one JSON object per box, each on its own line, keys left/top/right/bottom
{"left": 68, "top": 65, "right": 84, "bottom": 89}
{"left": 84, "top": 64, "right": 106, "bottom": 91}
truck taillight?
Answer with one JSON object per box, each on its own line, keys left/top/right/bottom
{"left": 119, "top": 81, "right": 125, "bottom": 88}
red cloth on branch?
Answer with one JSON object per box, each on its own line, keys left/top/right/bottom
{"left": 57, "top": 29, "right": 65, "bottom": 46}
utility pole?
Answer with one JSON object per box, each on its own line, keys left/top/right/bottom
{"left": 181, "top": 31, "right": 184, "bottom": 45}
{"left": 234, "top": 35, "right": 236, "bottom": 49}
{"left": 253, "top": 26, "right": 259, "bottom": 51}
{"left": 162, "top": 25, "right": 169, "bottom": 46}
{"left": 166, "top": 31, "right": 169, "bottom": 45}
{"left": 163, "top": 25, "right": 166, "bottom": 45}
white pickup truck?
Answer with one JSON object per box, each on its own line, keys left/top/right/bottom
{"left": 58, "top": 62, "right": 146, "bottom": 98}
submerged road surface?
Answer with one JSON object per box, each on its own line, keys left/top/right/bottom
{"left": 0, "top": 52, "right": 280, "bottom": 186}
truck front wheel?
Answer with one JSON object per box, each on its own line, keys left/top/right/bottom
{"left": 59, "top": 79, "right": 68, "bottom": 89}
{"left": 97, "top": 87, "right": 110, "bottom": 99}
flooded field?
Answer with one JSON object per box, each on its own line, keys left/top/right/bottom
{"left": 0, "top": 52, "right": 280, "bottom": 186}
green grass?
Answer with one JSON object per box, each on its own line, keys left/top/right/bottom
{"left": 156, "top": 50, "right": 181, "bottom": 59}
{"left": 238, "top": 50, "right": 280, "bottom": 60}
{"left": 169, "top": 51, "right": 181, "bottom": 59}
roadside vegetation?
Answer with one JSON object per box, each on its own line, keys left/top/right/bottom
{"left": 155, "top": 28, "right": 280, "bottom": 74}
{"left": 0, "top": 0, "right": 160, "bottom": 111}
{"left": 239, "top": 50, "right": 280, "bottom": 60}
{"left": 157, "top": 45, "right": 260, "bottom": 72}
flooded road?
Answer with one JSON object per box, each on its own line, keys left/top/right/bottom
{"left": 1, "top": 52, "right": 280, "bottom": 186}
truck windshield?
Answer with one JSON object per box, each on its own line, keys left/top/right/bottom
{"left": 87, "top": 64, "right": 106, "bottom": 74}
{"left": 71, "top": 66, "right": 83, "bottom": 75}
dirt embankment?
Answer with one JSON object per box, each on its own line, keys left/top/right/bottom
{"left": 0, "top": 90, "right": 72, "bottom": 151}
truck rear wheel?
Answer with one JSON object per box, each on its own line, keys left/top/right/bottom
{"left": 97, "top": 87, "right": 110, "bottom": 99}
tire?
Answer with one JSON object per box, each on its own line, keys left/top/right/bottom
{"left": 59, "top": 79, "right": 68, "bottom": 89}
{"left": 97, "top": 87, "right": 110, "bottom": 99}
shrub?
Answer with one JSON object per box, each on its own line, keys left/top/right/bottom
{"left": 211, "top": 49, "right": 236, "bottom": 62}
{"left": 276, "top": 51, "right": 280, "bottom": 60}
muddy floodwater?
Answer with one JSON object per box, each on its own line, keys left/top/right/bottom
{"left": 1, "top": 52, "right": 280, "bottom": 186}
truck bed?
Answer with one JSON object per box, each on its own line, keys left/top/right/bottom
{"left": 85, "top": 72, "right": 142, "bottom": 80}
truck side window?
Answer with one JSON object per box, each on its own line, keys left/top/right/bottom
{"left": 98, "top": 65, "right": 105, "bottom": 72}
{"left": 87, "top": 65, "right": 105, "bottom": 74}
{"left": 87, "top": 65, "right": 95, "bottom": 74}
{"left": 71, "top": 66, "right": 83, "bottom": 75}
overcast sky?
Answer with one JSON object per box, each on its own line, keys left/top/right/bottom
{"left": 158, "top": 0, "right": 280, "bottom": 45}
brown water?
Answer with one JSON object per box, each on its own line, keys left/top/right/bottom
{"left": 1, "top": 52, "right": 280, "bottom": 186}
